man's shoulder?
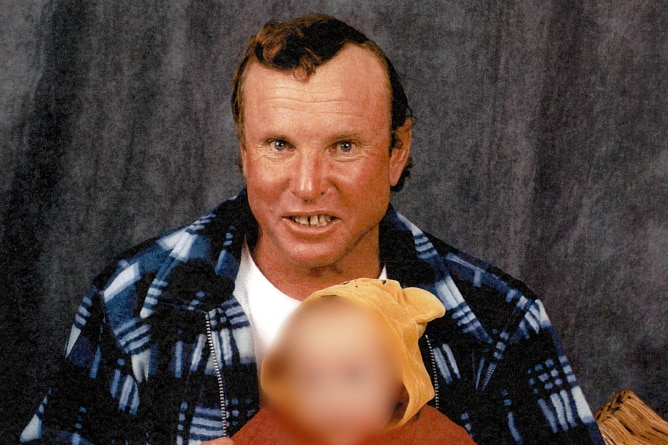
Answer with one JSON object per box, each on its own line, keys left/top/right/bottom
{"left": 95, "top": 225, "right": 183, "bottom": 286}
{"left": 425, "top": 232, "right": 538, "bottom": 302}
{"left": 382, "top": 209, "right": 536, "bottom": 305}
{"left": 92, "top": 192, "right": 251, "bottom": 307}
{"left": 418, "top": 231, "right": 543, "bottom": 342}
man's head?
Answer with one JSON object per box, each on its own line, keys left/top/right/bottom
{"left": 234, "top": 15, "right": 413, "bottom": 278}
{"left": 231, "top": 14, "right": 413, "bottom": 191}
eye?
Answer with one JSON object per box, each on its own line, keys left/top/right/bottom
{"left": 338, "top": 141, "right": 354, "bottom": 153}
{"left": 271, "top": 139, "right": 289, "bottom": 151}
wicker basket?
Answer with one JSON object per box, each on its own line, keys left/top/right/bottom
{"left": 595, "top": 390, "right": 668, "bottom": 445}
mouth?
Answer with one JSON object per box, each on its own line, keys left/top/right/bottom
{"left": 287, "top": 214, "right": 336, "bottom": 227}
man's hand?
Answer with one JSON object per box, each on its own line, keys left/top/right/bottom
{"left": 201, "top": 438, "right": 234, "bottom": 445}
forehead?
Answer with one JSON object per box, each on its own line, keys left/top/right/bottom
{"left": 242, "top": 45, "right": 391, "bottom": 123}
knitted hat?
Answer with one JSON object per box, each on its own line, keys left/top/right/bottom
{"left": 261, "top": 278, "right": 445, "bottom": 428}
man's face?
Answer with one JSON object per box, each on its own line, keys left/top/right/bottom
{"left": 240, "top": 44, "right": 411, "bottom": 270}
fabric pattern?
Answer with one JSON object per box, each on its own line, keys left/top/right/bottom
{"left": 21, "top": 191, "right": 605, "bottom": 444}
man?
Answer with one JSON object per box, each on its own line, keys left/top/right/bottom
{"left": 21, "top": 14, "right": 604, "bottom": 445}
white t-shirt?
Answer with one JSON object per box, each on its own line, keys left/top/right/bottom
{"left": 234, "top": 242, "right": 387, "bottom": 366}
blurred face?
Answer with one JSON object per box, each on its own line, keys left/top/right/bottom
{"left": 278, "top": 301, "right": 403, "bottom": 445}
{"left": 240, "top": 44, "right": 411, "bottom": 270}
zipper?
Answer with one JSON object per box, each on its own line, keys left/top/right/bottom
{"left": 205, "top": 311, "right": 229, "bottom": 437}
{"left": 424, "top": 334, "right": 440, "bottom": 410}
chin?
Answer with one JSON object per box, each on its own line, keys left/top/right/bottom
{"left": 277, "top": 239, "right": 350, "bottom": 268}
{"left": 286, "top": 248, "right": 347, "bottom": 270}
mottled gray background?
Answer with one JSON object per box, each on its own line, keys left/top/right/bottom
{"left": 1, "top": 0, "right": 666, "bottom": 440}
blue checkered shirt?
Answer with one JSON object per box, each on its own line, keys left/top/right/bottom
{"left": 21, "top": 191, "right": 604, "bottom": 444}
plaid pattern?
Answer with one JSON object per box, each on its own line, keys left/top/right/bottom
{"left": 21, "top": 191, "right": 604, "bottom": 444}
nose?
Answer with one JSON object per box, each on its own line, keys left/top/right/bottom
{"left": 290, "top": 151, "right": 327, "bottom": 202}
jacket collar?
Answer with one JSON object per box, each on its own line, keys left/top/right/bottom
{"left": 380, "top": 205, "right": 437, "bottom": 288}
{"left": 145, "top": 191, "right": 453, "bottom": 317}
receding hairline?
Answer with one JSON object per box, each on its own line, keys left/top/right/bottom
{"left": 235, "top": 42, "right": 394, "bottom": 142}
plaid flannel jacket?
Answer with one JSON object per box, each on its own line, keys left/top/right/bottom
{"left": 21, "top": 191, "right": 604, "bottom": 444}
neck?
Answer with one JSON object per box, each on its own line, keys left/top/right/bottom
{"left": 251, "top": 237, "right": 382, "bottom": 301}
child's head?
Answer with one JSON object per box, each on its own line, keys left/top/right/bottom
{"left": 261, "top": 279, "right": 445, "bottom": 445}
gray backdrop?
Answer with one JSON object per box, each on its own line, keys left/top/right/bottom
{"left": 1, "top": 0, "right": 666, "bottom": 440}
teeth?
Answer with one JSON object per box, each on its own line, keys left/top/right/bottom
{"left": 291, "top": 215, "right": 332, "bottom": 227}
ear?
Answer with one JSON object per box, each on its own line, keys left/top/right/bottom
{"left": 389, "top": 118, "right": 412, "bottom": 187}
{"left": 239, "top": 142, "right": 248, "bottom": 179}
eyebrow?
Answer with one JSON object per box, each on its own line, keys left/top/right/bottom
{"left": 327, "top": 133, "right": 360, "bottom": 142}
{"left": 255, "top": 131, "right": 364, "bottom": 146}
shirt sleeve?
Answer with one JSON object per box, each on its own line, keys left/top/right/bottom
{"left": 20, "top": 276, "right": 144, "bottom": 444}
{"left": 497, "top": 299, "right": 606, "bottom": 445}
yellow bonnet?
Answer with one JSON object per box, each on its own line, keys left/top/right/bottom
{"left": 261, "top": 278, "right": 445, "bottom": 428}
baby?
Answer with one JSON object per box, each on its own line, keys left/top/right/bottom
{"left": 208, "top": 279, "right": 475, "bottom": 445}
